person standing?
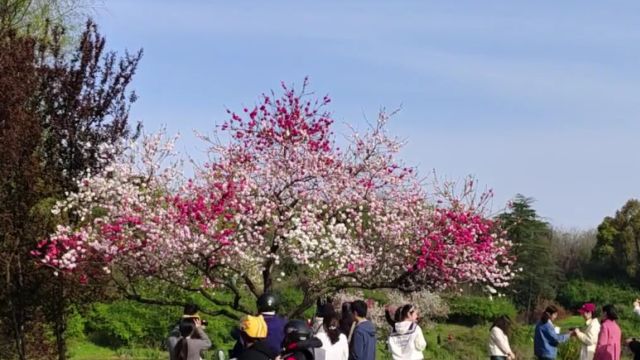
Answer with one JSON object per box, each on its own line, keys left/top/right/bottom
{"left": 626, "top": 337, "right": 640, "bottom": 360}
{"left": 232, "top": 294, "right": 287, "bottom": 358}
{"left": 534, "top": 306, "right": 570, "bottom": 360}
{"left": 312, "top": 298, "right": 336, "bottom": 336}
{"left": 488, "top": 316, "right": 515, "bottom": 360}
{"left": 316, "top": 313, "right": 348, "bottom": 360}
{"left": 573, "top": 303, "right": 601, "bottom": 360}
{"left": 388, "top": 304, "right": 427, "bottom": 360}
{"left": 339, "top": 302, "right": 355, "bottom": 340}
{"left": 168, "top": 304, "right": 209, "bottom": 360}
{"left": 237, "top": 315, "right": 278, "bottom": 360}
{"left": 167, "top": 318, "right": 212, "bottom": 360}
{"left": 349, "top": 300, "right": 376, "bottom": 360}
{"left": 594, "top": 304, "right": 621, "bottom": 360}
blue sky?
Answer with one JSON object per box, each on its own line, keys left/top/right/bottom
{"left": 95, "top": 0, "right": 640, "bottom": 229}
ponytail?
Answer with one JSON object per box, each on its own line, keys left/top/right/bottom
{"left": 175, "top": 338, "right": 188, "bottom": 360}
{"left": 323, "top": 313, "right": 341, "bottom": 345}
{"left": 175, "top": 318, "right": 195, "bottom": 360}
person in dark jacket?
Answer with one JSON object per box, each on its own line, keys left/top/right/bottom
{"left": 349, "top": 300, "right": 376, "bottom": 360}
{"left": 231, "top": 293, "right": 287, "bottom": 358}
{"left": 312, "top": 297, "right": 336, "bottom": 336}
{"left": 627, "top": 338, "right": 640, "bottom": 360}
{"left": 237, "top": 315, "right": 277, "bottom": 360}
{"left": 339, "top": 302, "right": 355, "bottom": 339}
{"left": 281, "top": 320, "right": 323, "bottom": 360}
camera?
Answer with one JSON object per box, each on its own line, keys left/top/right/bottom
{"left": 201, "top": 319, "right": 208, "bottom": 327}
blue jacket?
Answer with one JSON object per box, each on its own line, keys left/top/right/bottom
{"left": 263, "top": 313, "right": 287, "bottom": 354}
{"left": 534, "top": 321, "right": 569, "bottom": 359}
{"left": 349, "top": 320, "right": 376, "bottom": 360}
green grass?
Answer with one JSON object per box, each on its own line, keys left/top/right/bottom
{"left": 68, "top": 340, "right": 118, "bottom": 360}
{"left": 68, "top": 340, "right": 166, "bottom": 360}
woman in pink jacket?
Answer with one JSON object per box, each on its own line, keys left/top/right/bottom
{"left": 594, "top": 304, "right": 622, "bottom": 360}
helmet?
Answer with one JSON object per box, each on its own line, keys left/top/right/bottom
{"left": 284, "top": 319, "right": 312, "bottom": 343}
{"left": 256, "top": 293, "right": 278, "bottom": 313}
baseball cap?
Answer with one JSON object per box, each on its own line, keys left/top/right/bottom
{"left": 578, "top": 303, "right": 596, "bottom": 314}
{"left": 241, "top": 315, "right": 268, "bottom": 339}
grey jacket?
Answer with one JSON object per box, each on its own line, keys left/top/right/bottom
{"left": 167, "top": 326, "right": 212, "bottom": 360}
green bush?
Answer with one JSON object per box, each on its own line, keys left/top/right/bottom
{"left": 557, "top": 279, "right": 637, "bottom": 310}
{"left": 85, "top": 301, "right": 180, "bottom": 348}
{"left": 80, "top": 299, "right": 238, "bottom": 352}
{"left": 447, "top": 296, "right": 516, "bottom": 325}
{"left": 66, "top": 307, "right": 87, "bottom": 341}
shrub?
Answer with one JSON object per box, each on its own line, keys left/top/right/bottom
{"left": 447, "top": 296, "right": 516, "bottom": 325}
{"left": 66, "top": 307, "right": 87, "bottom": 341}
{"left": 85, "top": 301, "right": 178, "bottom": 347}
{"left": 557, "top": 279, "right": 637, "bottom": 310}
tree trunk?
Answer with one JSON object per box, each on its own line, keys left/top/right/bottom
{"left": 54, "top": 277, "right": 67, "bottom": 360}
{"left": 7, "top": 257, "right": 27, "bottom": 360}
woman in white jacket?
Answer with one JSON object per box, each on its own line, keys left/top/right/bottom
{"left": 572, "top": 303, "right": 600, "bottom": 360}
{"left": 388, "top": 304, "right": 427, "bottom": 360}
{"left": 315, "top": 313, "right": 349, "bottom": 360}
{"left": 488, "top": 316, "right": 515, "bottom": 360}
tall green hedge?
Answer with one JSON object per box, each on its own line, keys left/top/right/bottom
{"left": 447, "top": 296, "right": 517, "bottom": 325}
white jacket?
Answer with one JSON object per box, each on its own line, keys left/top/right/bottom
{"left": 576, "top": 318, "right": 600, "bottom": 360}
{"left": 388, "top": 321, "right": 427, "bottom": 360}
{"left": 488, "top": 326, "right": 512, "bottom": 357}
{"left": 316, "top": 332, "right": 348, "bottom": 360}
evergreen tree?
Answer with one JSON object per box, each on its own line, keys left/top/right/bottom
{"left": 498, "top": 195, "right": 558, "bottom": 321}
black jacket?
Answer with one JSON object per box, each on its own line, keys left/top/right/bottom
{"left": 629, "top": 339, "right": 640, "bottom": 360}
{"left": 237, "top": 341, "right": 277, "bottom": 360}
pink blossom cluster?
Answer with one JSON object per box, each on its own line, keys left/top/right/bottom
{"left": 34, "top": 81, "right": 514, "bottom": 301}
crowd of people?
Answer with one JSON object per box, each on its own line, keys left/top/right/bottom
{"left": 166, "top": 294, "right": 426, "bottom": 360}
{"left": 167, "top": 296, "right": 640, "bottom": 360}
{"left": 490, "top": 301, "right": 640, "bottom": 360}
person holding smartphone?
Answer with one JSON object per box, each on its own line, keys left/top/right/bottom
{"left": 167, "top": 317, "right": 212, "bottom": 360}
{"left": 168, "top": 304, "right": 209, "bottom": 359}
{"left": 534, "top": 306, "right": 570, "bottom": 360}
{"left": 573, "top": 303, "right": 600, "bottom": 360}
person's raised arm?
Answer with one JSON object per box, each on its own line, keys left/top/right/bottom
{"left": 192, "top": 319, "right": 212, "bottom": 353}
{"left": 412, "top": 324, "right": 425, "bottom": 352}
{"left": 542, "top": 323, "right": 569, "bottom": 347}
{"left": 575, "top": 322, "right": 600, "bottom": 346}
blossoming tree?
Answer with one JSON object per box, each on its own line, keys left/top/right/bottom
{"left": 35, "top": 81, "right": 514, "bottom": 317}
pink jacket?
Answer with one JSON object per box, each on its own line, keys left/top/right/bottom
{"left": 594, "top": 319, "right": 621, "bottom": 360}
